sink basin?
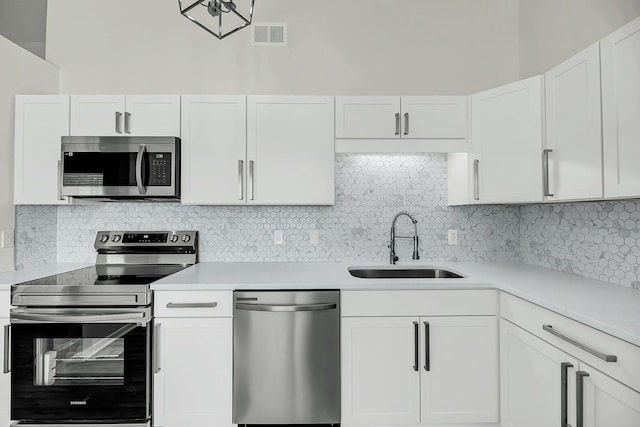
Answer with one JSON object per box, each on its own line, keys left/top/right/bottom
{"left": 348, "top": 267, "right": 464, "bottom": 279}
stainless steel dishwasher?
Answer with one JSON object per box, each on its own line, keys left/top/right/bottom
{"left": 233, "top": 290, "right": 340, "bottom": 425}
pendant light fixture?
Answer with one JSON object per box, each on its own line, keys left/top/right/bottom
{"left": 178, "top": 0, "right": 255, "bottom": 39}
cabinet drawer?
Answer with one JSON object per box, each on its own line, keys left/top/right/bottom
{"left": 341, "top": 290, "right": 497, "bottom": 317}
{"left": 501, "top": 292, "right": 640, "bottom": 392}
{"left": 154, "top": 291, "right": 232, "bottom": 317}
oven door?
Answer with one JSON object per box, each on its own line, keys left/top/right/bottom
{"left": 10, "top": 309, "right": 151, "bottom": 423}
{"left": 60, "top": 136, "right": 179, "bottom": 198}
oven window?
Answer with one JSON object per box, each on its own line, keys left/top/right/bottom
{"left": 34, "top": 327, "right": 132, "bottom": 386}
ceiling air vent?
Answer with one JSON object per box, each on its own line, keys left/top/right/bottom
{"left": 251, "top": 23, "right": 287, "bottom": 46}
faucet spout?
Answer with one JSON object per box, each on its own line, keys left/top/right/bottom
{"left": 389, "top": 211, "right": 420, "bottom": 265}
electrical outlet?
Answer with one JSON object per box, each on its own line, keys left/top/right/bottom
{"left": 274, "top": 229, "right": 284, "bottom": 245}
{"left": 310, "top": 229, "right": 319, "bottom": 245}
{"left": 1, "top": 230, "right": 14, "bottom": 249}
{"left": 448, "top": 229, "right": 458, "bottom": 245}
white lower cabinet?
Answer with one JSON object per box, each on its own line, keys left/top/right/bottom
{"left": 580, "top": 362, "right": 640, "bottom": 427}
{"left": 153, "top": 317, "right": 232, "bottom": 427}
{"left": 421, "top": 316, "right": 498, "bottom": 424}
{"left": 341, "top": 317, "right": 421, "bottom": 425}
{"left": 500, "top": 319, "right": 580, "bottom": 427}
{"left": 341, "top": 314, "right": 498, "bottom": 425}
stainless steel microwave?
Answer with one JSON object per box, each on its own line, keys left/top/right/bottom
{"left": 60, "top": 136, "right": 180, "bottom": 199}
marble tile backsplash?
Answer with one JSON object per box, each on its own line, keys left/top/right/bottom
{"left": 520, "top": 201, "right": 640, "bottom": 290}
{"left": 16, "top": 154, "right": 521, "bottom": 267}
{"left": 15, "top": 154, "right": 640, "bottom": 290}
{"left": 14, "top": 205, "right": 57, "bottom": 270}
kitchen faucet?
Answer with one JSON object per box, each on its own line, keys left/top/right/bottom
{"left": 388, "top": 211, "right": 420, "bottom": 264}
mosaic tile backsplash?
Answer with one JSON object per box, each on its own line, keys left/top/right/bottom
{"left": 520, "top": 201, "right": 640, "bottom": 290}
{"left": 15, "top": 153, "right": 640, "bottom": 290}
{"left": 16, "top": 154, "right": 520, "bottom": 267}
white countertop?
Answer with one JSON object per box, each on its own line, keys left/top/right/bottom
{"left": 152, "top": 261, "right": 640, "bottom": 347}
{"left": 2, "top": 261, "right": 638, "bottom": 347}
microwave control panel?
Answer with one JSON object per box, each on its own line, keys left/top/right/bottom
{"left": 149, "top": 153, "right": 172, "bottom": 186}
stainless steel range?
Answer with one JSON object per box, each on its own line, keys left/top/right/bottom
{"left": 8, "top": 231, "right": 198, "bottom": 427}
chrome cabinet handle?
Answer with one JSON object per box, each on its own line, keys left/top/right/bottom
{"left": 249, "top": 160, "right": 255, "bottom": 201}
{"left": 238, "top": 160, "right": 244, "bottom": 200}
{"left": 543, "top": 149, "right": 554, "bottom": 197}
{"left": 57, "top": 160, "right": 65, "bottom": 201}
{"left": 153, "top": 322, "right": 161, "bottom": 374}
{"left": 115, "top": 112, "right": 123, "bottom": 134}
{"left": 235, "top": 303, "right": 336, "bottom": 312}
{"left": 561, "top": 362, "right": 573, "bottom": 427}
{"left": 576, "top": 371, "right": 589, "bottom": 427}
{"left": 473, "top": 159, "right": 480, "bottom": 200}
{"left": 3, "top": 325, "right": 10, "bottom": 374}
{"left": 136, "top": 145, "right": 148, "bottom": 195}
{"left": 413, "top": 321, "right": 419, "bottom": 372}
{"left": 395, "top": 113, "right": 400, "bottom": 135}
{"left": 125, "top": 112, "right": 132, "bottom": 134}
{"left": 404, "top": 113, "right": 409, "bottom": 135}
{"left": 166, "top": 302, "right": 218, "bottom": 309}
{"left": 543, "top": 325, "right": 617, "bottom": 362}
{"left": 424, "top": 321, "right": 430, "bottom": 371}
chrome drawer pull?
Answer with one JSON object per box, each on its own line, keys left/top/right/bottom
{"left": 543, "top": 325, "right": 617, "bottom": 362}
{"left": 166, "top": 302, "right": 218, "bottom": 309}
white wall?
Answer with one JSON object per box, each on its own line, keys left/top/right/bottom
{"left": 519, "top": 0, "right": 640, "bottom": 78}
{"left": 46, "top": 0, "right": 520, "bottom": 95}
{"left": 0, "top": 0, "right": 47, "bottom": 58}
{"left": 0, "top": 35, "right": 58, "bottom": 273}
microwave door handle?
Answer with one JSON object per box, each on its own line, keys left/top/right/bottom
{"left": 136, "top": 144, "right": 148, "bottom": 195}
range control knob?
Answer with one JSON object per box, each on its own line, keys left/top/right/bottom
{"left": 112, "top": 234, "right": 122, "bottom": 243}
{"left": 182, "top": 234, "right": 191, "bottom": 243}
{"left": 100, "top": 234, "right": 109, "bottom": 243}
{"left": 170, "top": 235, "right": 179, "bottom": 243}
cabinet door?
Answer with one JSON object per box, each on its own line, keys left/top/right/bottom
{"left": 14, "top": 95, "right": 71, "bottom": 205}
{"left": 500, "top": 319, "right": 579, "bottom": 427}
{"left": 70, "top": 95, "right": 125, "bottom": 136}
{"left": 341, "top": 317, "right": 421, "bottom": 425}
{"left": 335, "top": 96, "right": 400, "bottom": 138}
{"left": 580, "top": 363, "right": 640, "bottom": 427}
{"left": 181, "top": 96, "right": 247, "bottom": 204}
{"left": 0, "top": 318, "right": 8, "bottom": 427}
{"left": 602, "top": 16, "right": 640, "bottom": 198}
{"left": 471, "top": 76, "right": 544, "bottom": 203}
{"left": 400, "top": 96, "right": 467, "bottom": 139}
{"left": 420, "top": 316, "right": 498, "bottom": 424}
{"left": 153, "top": 317, "right": 232, "bottom": 427}
{"left": 545, "top": 42, "right": 603, "bottom": 201}
{"left": 247, "top": 96, "right": 335, "bottom": 205}
{"left": 125, "top": 95, "right": 180, "bottom": 136}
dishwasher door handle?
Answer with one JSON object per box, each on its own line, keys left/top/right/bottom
{"left": 235, "top": 303, "right": 337, "bottom": 312}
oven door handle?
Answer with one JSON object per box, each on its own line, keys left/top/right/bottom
{"left": 10, "top": 311, "right": 148, "bottom": 324}
{"left": 135, "top": 144, "right": 148, "bottom": 195}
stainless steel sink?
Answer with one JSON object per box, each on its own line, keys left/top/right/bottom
{"left": 348, "top": 267, "right": 464, "bottom": 279}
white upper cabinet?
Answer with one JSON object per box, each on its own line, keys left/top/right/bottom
{"left": 70, "top": 95, "right": 180, "bottom": 136}
{"left": 601, "top": 16, "right": 640, "bottom": 199}
{"left": 14, "top": 95, "right": 71, "bottom": 205}
{"left": 471, "top": 76, "right": 544, "bottom": 203}
{"left": 544, "top": 42, "right": 603, "bottom": 201}
{"left": 336, "top": 96, "right": 401, "bottom": 139}
{"left": 335, "top": 96, "right": 468, "bottom": 152}
{"left": 401, "top": 96, "right": 468, "bottom": 139}
{"left": 247, "top": 96, "right": 335, "bottom": 205}
{"left": 181, "top": 96, "right": 247, "bottom": 205}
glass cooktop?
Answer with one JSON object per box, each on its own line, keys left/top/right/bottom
{"left": 15, "top": 264, "right": 189, "bottom": 287}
